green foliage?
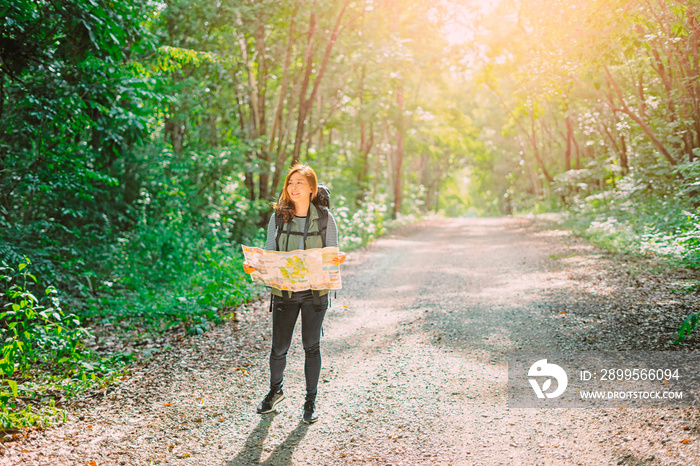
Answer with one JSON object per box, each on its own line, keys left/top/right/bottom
{"left": 560, "top": 166, "right": 700, "bottom": 270}
{"left": 77, "top": 141, "right": 268, "bottom": 335}
{"left": 0, "top": 259, "right": 90, "bottom": 379}
{"left": 0, "top": 0, "right": 159, "bottom": 307}
{"left": 0, "top": 260, "right": 131, "bottom": 430}
{"left": 674, "top": 313, "right": 698, "bottom": 344}
{"left": 333, "top": 188, "right": 433, "bottom": 251}
{"left": 672, "top": 281, "right": 700, "bottom": 294}
{"left": 90, "top": 230, "right": 262, "bottom": 335}
{"left": 640, "top": 210, "right": 700, "bottom": 269}
{"left": 335, "top": 194, "right": 390, "bottom": 250}
{"left": 0, "top": 397, "right": 64, "bottom": 432}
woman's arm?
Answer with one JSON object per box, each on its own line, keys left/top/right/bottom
{"left": 325, "top": 211, "right": 339, "bottom": 248}
{"left": 264, "top": 213, "right": 277, "bottom": 251}
{"left": 244, "top": 213, "right": 277, "bottom": 274}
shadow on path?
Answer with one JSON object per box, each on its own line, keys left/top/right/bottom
{"left": 226, "top": 413, "right": 310, "bottom": 466}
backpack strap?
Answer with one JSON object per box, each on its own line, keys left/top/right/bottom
{"left": 274, "top": 213, "right": 283, "bottom": 252}
{"left": 301, "top": 204, "right": 311, "bottom": 247}
{"left": 285, "top": 218, "right": 293, "bottom": 251}
{"left": 310, "top": 205, "right": 330, "bottom": 311}
{"left": 275, "top": 206, "right": 328, "bottom": 250}
{"left": 317, "top": 206, "right": 329, "bottom": 248}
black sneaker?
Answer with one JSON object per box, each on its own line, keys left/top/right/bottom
{"left": 256, "top": 389, "right": 284, "bottom": 414}
{"left": 302, "top": 400, "right": 318, "bottom": 424}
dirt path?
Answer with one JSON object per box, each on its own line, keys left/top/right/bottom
{"left": 3, "top": 217, "right": 699, "bottom": 465}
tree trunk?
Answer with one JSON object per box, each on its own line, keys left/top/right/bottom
{"left": 164, "top": 116, "right": 185, "bottom": 154}
{"left": 255, "top": 22, "right": 271, "bottom": 201}
{"left": 356, "top": 65, "right": 374, "bottom": 205}
{"left": 599, "top": 121, "right": 627, "bottom": 173}
{"left": 393, "top": 83, "right": 405, "bottom": 218}
{"left": 603, "top": 66, "right": 677, "bottom": 166}
{"left": 0, "top": 71, "right": 4, "bottom": 120}
{"left": 620, "top": 134, "right": 629, "bottom": 171}
{"left": 529, "top": 108, "right": 554, "bottom": 183}
{"left": 292, "top": 0, "right": 354, "bottom": 165}
{"left": 487, "top": 84, "right": 552, "bottom": 182}
{"left": 269, "top": 11, "right": 298, "bottom": 197}
{"left": 564, "top": 115, "right": 573, "bottom": 171}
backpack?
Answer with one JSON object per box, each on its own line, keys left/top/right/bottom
{"left": 274, "top": 183, "right": 330, "bottom": 251}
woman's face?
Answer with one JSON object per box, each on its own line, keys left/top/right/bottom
{"left": 286, "top": 172, "right": 312, "bottom": 205}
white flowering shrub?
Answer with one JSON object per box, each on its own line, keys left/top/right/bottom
{"left": 334, "top": 193, "right": 390, "bottom": 250}
{"left": 332, "top": 186, "right": 429, "bottom": 250}
{"left": 560, "top": 165, "right": 700, "bottom": 269}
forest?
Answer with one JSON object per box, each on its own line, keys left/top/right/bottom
{"left": 1, "top": 0, "right": 699, "bottom": 429}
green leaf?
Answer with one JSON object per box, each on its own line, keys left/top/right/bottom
{"left": 672, "top": 22, "right": 689, "bottom": 37}
{"left": 7, "top": 380, "right": 18, "bottom": 398}
{"left": 18, "top": 264, "right": 26, "bottom": 271}
{"left": 674, "top": 313, "right": 698, "bottom": 344}
{"left": 11, "top": 304, "right": 19, "bottom": 312}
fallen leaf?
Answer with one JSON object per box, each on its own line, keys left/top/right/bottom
{"left": 87, "top": 461, "right": 97, "bottom": 466}
{"left": 163, "top": 403, "right": 175, "bottom": 407}
{"left": 681, "top": 439, "right": 692, "bottom": 444}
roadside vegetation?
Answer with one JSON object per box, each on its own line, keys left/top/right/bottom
{"left": 466, "top": 1, "right": 700, "bottom": 343}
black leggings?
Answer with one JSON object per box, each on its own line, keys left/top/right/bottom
{"left": 269, "top": 291, "right": 328, "bottom": 401}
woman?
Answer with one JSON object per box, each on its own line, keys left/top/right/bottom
{"left": 243, "top": 164, "right": 346, "bottom": 424}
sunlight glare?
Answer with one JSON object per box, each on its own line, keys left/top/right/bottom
{"left": 442, "top": 0, "right": 499, "bottom": 45}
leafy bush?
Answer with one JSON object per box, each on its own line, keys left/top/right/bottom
{"left": 86, "top": 184, "right": 266, "bottom": 335}
{"left": 640, "top": 211, "right": 700, "bottom": 269}
{"left": 558, "top": 165, "right": 700, "bottom": 270}
{"left": 89, "top": 238, "right": 261, "bottom": 335}
{"left": 0, "top": 259, "right": 102, "bottom": 430}
{"left": 335, "top": 193, "right": 389, "bottom": 250}
{"left": 0, "top": 259, "right": 90, "bottom": 379}
{"left": 332, "top": 188, "right": 430, "bottom": 251}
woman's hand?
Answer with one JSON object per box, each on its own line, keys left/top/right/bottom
{"left": 330, "top": 251, "right": 346, "bottom": 266}
{"left": 243, "top": 263, "right": 257, "bottom": 274}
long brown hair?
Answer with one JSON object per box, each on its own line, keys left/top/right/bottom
{"left": 274, "top": 164, "right": 318, "bottom": 223}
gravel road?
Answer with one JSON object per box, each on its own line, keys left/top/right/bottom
{"left": 3, "top": 217, "right": 699, "bottom": 465}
